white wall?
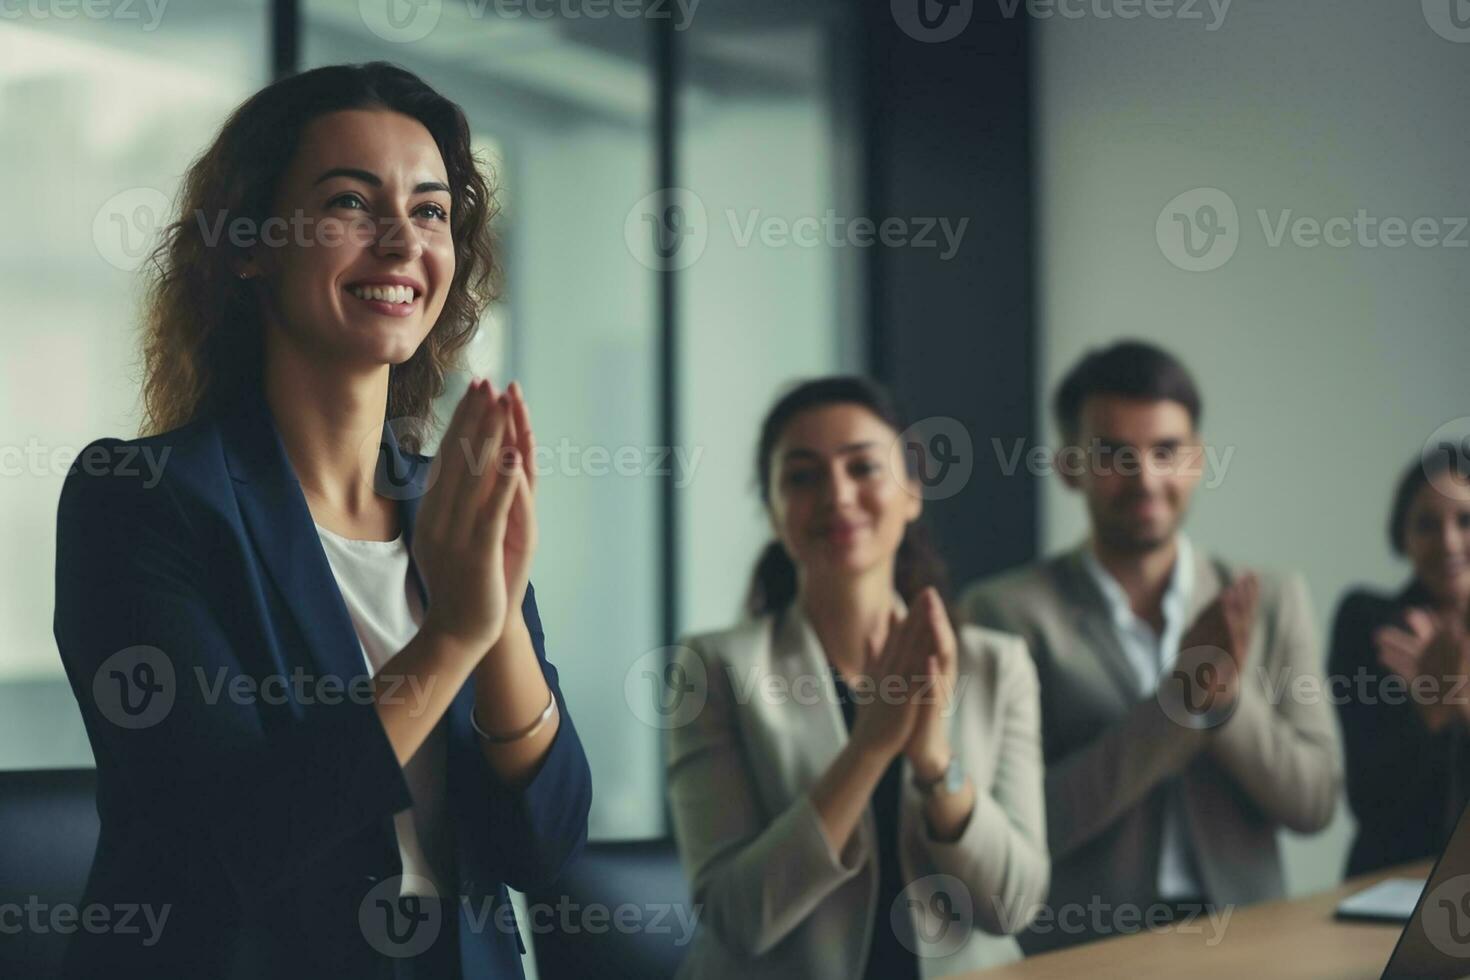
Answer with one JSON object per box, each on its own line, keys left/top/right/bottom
{"left": 678, "top": 27, "right": 857, "bottom": 639}
{"left": 1035, "top": 0, "right": 1470, "bottom": 895}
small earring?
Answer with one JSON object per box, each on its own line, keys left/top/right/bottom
{"left": 238, "top": 272, "right": 250, "bottom": 280}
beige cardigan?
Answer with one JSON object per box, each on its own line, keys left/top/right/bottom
{"left": 665, "top": 596, "right": 1049, "bottom": 978}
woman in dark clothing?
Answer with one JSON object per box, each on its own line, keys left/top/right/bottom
{"left": 53, "top": 63, "right": 591, "bottom": 978}
{"left": 1331, "top": 444, "right": 1470, "bottom": 876}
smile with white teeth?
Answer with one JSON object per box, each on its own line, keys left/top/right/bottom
{"left": 348, "top": 284, "right": 417, "bottom": 304}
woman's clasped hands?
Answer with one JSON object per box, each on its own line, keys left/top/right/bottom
{"left": 849, "top": 587, "right": 960, "bottom": 776}
{"left": 413, "top": 377, "right": 540, "bottom": 656}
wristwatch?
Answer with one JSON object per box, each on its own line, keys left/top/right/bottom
{"left": 912, "top": 754, "right": 964, "bottom": 798}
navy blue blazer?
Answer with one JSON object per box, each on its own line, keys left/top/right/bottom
{"left": 52, "top": 388, "right": 592, "bottom": 978}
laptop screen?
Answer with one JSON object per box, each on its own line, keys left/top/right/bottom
{"left": 1382, "top": 797, "right": 1470, "bottom": 979}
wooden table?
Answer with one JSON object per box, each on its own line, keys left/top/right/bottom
{"left": 965, "top": 861, "right": 1432, "bottom": 979}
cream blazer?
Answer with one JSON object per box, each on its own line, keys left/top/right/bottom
{"left": 664, "top": 596, "right": 1049, "bottom": 979}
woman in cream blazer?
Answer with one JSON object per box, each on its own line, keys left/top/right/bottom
{"left": 665, "top": 377, "right": 1048, "bottom": 979}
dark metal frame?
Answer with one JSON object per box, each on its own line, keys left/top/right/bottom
{"left": 271, "top": 0, "right": 297, "bottom": 80}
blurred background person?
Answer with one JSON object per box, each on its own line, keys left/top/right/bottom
{"left": 961, "top": 341, "right": 1341, "bottom": 954}
{"left": 1331, "top": 445, "right": 1470, "bottom": 877}
{"left": 665, "top": 377, "right": 1048, "bottom": 978}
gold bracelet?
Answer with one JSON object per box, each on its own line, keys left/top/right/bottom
{"left": 470, "top": 692, "right": 557, "bottom": 744}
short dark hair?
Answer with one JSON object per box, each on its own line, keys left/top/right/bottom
{"left": 1053, "top": 340, "right": 1202, "bottom": 441}
{"left": 1389, "top": 442, "right": 1470, "bottom": 555}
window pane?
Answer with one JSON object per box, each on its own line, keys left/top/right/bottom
{"left": 676, "top": 1, "right": 863, "bottom": 636}
{"left": 0, "top": 5, "right": 269, "bottom": 769}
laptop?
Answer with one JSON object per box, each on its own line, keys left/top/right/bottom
{"left": 1379, "top": 797, "right": 1470, "bottom": 979}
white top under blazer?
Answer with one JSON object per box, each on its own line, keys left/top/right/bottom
{"left": 314, "top": 522, "right": 452, "bottom": 899}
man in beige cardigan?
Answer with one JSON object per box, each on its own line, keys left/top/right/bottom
{"left": 960, "top": 340, "right": 1342, "bottom": 955}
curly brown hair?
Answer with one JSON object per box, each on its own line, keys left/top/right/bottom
{"left": 138, "top": 61, "right": 501, "bottom": 454}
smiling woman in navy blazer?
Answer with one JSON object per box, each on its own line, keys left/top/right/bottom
{"left": 52, "top": 63, "right": 591, "bottom": 979}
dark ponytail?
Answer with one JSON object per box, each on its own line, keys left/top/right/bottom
{"left": 747, "top": 541, "right": 800, "bottom": 619}
{"left": 744, "top": 376, "right": 951, "bottom": 618}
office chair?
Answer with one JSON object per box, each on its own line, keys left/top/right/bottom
{"left": 526, "top": 837, "right": 694, "bottom": 980}
{"left": 0, "top": 767, "right": 101, "bottom": 977}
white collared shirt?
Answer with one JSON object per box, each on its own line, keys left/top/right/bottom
{"left": 1081, "top": 534, "right": 1205, "bottom": 900}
